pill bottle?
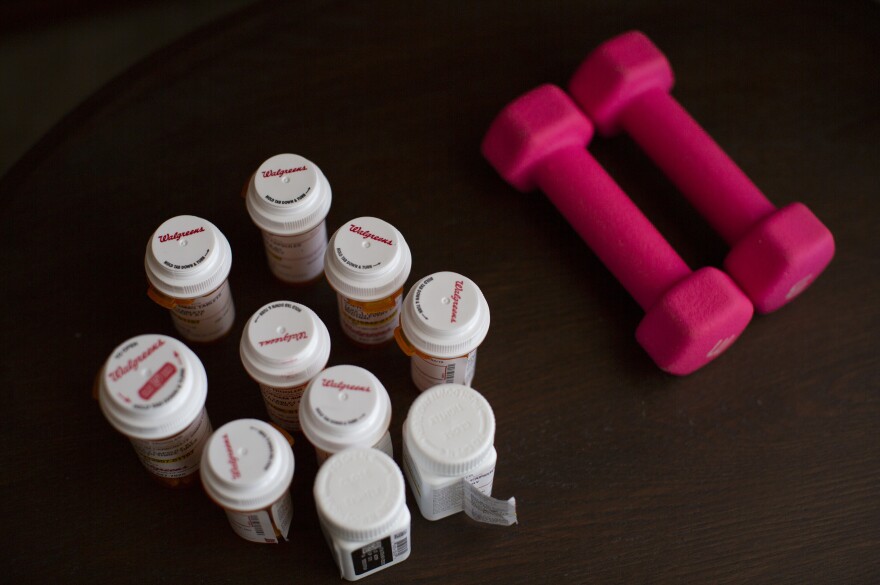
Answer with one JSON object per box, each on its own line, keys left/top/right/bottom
{"left": 244, "top": 153, "right": 332, "bottom": 285}
{"left": 402, "top": 383, "right": 497, "bottom": 521}
{"left": 314, "top": 448, "right": 411, "bottom": 580}
{"left": 145, "top": 215, "right": 235, "bottom": 343}
{"left": 299, "top": 365, "right": 393, "bottom": 465}
{"left": 240, "top": 300, "right": 331, "bottom": 433}
{"left": 323, "top": 217, "right": 412, "bottom": 346}
{"left": 98, "top": 334, "right": 213, "bottom": 488}
{"left": 395, "top": 272, "right": 491, "bottom": 391}
{"left": 200, "top": 419, "right": 295, "bottom": 544}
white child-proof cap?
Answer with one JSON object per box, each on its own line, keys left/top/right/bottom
{"left": 400, "top": 272, "right": 491, "bottom": 358}
{"left": 240, "top": 301, "right": 331, "bottom": 387}
{"left": 324, "top": 217, "right": 412, "bottom": 301}
{"left": 145, "top": 215, "right": 233, "bottom": 299}
{"left": 404, "top": 384, "right": 495, "bottom": 477}
{"left": 200, "top": 419, "right": 295, "bottom": 512}
{"left": 299, "top": 365, "right": 392, "bottom": 455}
{"left": 245, "top": 153, "right": 332, "bottom": 235}
{"left": 314, "top": 448, "right": 406, "bottom": 542}
{"left": 98, "top": 334, "right": 208, "bottom": 440}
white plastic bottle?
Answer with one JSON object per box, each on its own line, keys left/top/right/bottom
{"left": 323, "top": 217, "right": 412, "bottom": 346}
{"left": 244, "top": 153, "right": 332, "bottom": 284}
{"left": 239, "top": 301, "right": 331, "bottom": 432}
{"left": 200, "top": 419, "right": 295, "bottom": 544}
{"left": 145, "top": 215, "right": 235, "bottom": 343}
{"left": 402, "top": 384, "right": 497, "bottom": 520}
{"left": 395, "top": 272, "right": 491, "bottom": 391}
{"left": 314, "top": 448, "right": 411, "bottom": 580}
{"left": 299, "top": 365, "right": 393, "bottom": 464}
{"left": 97, "top": 334, "right": 213, "bottom": 488}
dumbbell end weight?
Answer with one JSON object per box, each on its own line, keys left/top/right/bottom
{"left": 637, "top": 267, "right": 753, "bottom": 375}
{"left": 724, "top": 202, "right": 834, "bottom": 314}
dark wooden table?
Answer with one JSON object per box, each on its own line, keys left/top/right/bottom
{"left": 2, "top": 1, "right": 878, "bottom": 582}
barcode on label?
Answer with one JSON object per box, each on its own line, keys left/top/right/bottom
{"left": 393, "top": 531, "right": 408, "bottom": 558}
{"left": 249, "top": 515, "right": 265, "bottom": 537}
{"left": 444, "top": 363, "right": 456, "bottom": 384}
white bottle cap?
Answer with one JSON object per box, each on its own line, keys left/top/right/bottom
{"left": 404, "top": 384, "right": 495, "bottom": 477}
{"left": 200, "top": 419, "right": 295, "bottom": 512}
{"left": 400, "top": 272, "right": 491, "bottom": 358}
{"left": 239, "top": 301, "right": 331, "bottom": 388}
{"left": 145, "top": 215, "right": 233, "bottom": 299}
{"left": 98, "top": 335, "right": 208, "bottom": 440}
{"left": 299, "top": 365, "right": 392, "bottom": 455}
{"left": 323, "top": 217, "right": 412, "bottom": 301}
{"left": 245, "top": 153, "right": 332, "bottom": 235}
{"left": 314, "top": 448, "right": 406, "bottom": 542}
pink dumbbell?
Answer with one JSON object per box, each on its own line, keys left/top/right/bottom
{"left": 568, "top": 31, "right": 835, "bottom": 313}
{"left": 481, "top": 84, "right": 753, "bottom": 375}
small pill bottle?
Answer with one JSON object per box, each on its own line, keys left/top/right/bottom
{"left": 323, "top": 217, "right": 412, "bottom": 346}
{"left": 200, "top": 419, "right": 295, "bottom": 544}
{"left": 239, "top": 300, "right": 331, "bottom": 433}
{"left": 97, "top": 334, "right": 213, "bottom": 488}
{"left": 401, "top": 383, "right": 497, "bottom": 521}
{"left": 145, "top": 215, "right": 235, "bottom": 343}
{"left": 314, "top": 448, "right": 411, "bottom": 581}
{"left": 395, "top": 272, "right": 491, "bottom": 391}
{"left": 244, "top": 153, "right": 332, "bottom": 285}
{"left": 299, "top": 365, "right": 393, "bottom": 465}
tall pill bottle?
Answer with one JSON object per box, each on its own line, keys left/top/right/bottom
{"left": 323, "top": 217, "right": 411, "bottom": 346}
{"left": 145, "top": 215, "right": 235, "bottom": 343}
{"left": 314, "top": 448, "right": 411, "bottom": 580}
{"left": 299, "top": 365, "right": 393, "bottom": 464}
{"left": 402, "top": 384, "right": 497, "bottom": 521}
{"left": 244, "top": 153, "right": 332, "bottom": 284}
{"left": 395, "top": 272, "right": 491, "bottom": 391}
{"left": 98, "top": 334, "right": 213, "bottom": 488}
{"left": 240, "top": 300, "right": 331, "bottom": 432}
{"left": 200, "top": 419, "right": 295, "bottom": 544}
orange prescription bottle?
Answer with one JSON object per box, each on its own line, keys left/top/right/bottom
{"left": 200, "top": 419, "right": 295, "bottom": 544}
{"left": 299, "top": 365, "right": 393, "bottom": 465}
{"left": 323, "top": 217, "right": 412, "bottom": 346}
{"left": 145, "top": 215, "right": 235, "bottom": 343}
{"left": 394, "top": 272, "right": 491, "bottom": 391}
{"left": 97, "top": 334, "right": 213, "bottom": 488}
{"left": 244, "top": 154, "right": 332, "bottom": 285}
{"left": 239, "top": 300, "right": 331, "bottom": 433}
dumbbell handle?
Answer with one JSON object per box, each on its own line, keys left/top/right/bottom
{"left": 620, "top": 88, "right": 776, "bottom": 245}
{"left": 535, "top": 145, "right": 692, "bottom": 311}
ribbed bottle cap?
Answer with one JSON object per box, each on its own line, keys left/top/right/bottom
{"left": 323, "top": 217, "right": 411, "bottom": 301}
{"left": 299, "top": 365, "right": 392, "bottom": 455}
{"left": 245, "top": 153, "right": 332, "bottom": 235}
{"left": 144, "top": 215, "right": 232, "bottom": 299}
{"left": 98, "top": 334, "right": 208, "bottom": 440}
{"left": 200, "top": 419, "right": 295, "bottom": 512}
{"left": 239, "top": 301, "right": 331, "bottom": 387}
{"left": 400, "top": 272, "right": 490, "bottom": 358}
{"left": 403, "top": 384, "right": 495, "bottom": 477}
{"left": 314, "top": 448, "right": 405, "bottom": 542}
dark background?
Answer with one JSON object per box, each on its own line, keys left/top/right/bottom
{"left": 1, "top": 1, "right": 878, "bottom": 583}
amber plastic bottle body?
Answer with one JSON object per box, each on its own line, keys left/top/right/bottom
{"left": 335, "top": 287, "right": 404, "bottom": 347}
{"left": 148, "top": 280, "right": 236, "bottom": 343}
{"left": 128, "top": 407, "right": 213, "bottom": 488}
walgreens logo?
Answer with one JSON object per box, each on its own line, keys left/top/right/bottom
{"left": 449, "top": 280, "right": 464, "bottom": 323}
{"left": 322, "top": 378, "right": 371, "bottom": 393}
{"left": 262, "top": 166, "right": 307, "bottom": 178}
{"left": 258, "top": 331, "right": 308, "bottom": 346}
{"left": 157, "top": 227, "right": 205, "bottom": 243}
{"left": 349, "top": 224, "right": 393, "bottom": 246}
